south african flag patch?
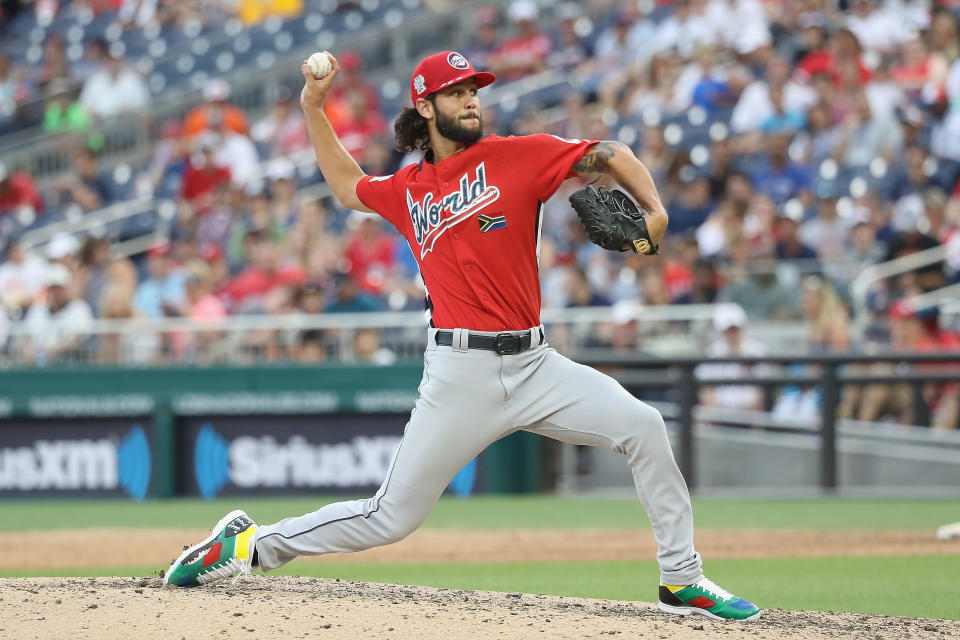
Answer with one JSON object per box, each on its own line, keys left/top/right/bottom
{"left": 478, "top": 214, "right": 507, "bottom": 232}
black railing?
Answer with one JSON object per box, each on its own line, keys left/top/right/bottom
{"left": 568, "top": 350, "right": 960, "bottom": 491}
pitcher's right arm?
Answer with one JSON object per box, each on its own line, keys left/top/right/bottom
{"left": 299, "top": 52, "right": 374, "bottom": 213}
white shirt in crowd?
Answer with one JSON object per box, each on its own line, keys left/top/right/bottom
{"left": 0, "top": 252, "right": 48, "bottom": 305}
{"left": 731, "top": 81, "right": 817, "bottom": 133}
{"left": 80, "top": 67, "right": 149, "bottom": 119}
{"left": 23, "top": 298, "right": 94, "bottom": 361}
{"left": 696, "top": 335, "right": 768, "bottom": 411}
{"left": 215, "top": 132, "right": 261, "bottom": 189}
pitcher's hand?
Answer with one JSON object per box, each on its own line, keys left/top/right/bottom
{"left": 300, "top": 51, "right": 339, "bottom": 110}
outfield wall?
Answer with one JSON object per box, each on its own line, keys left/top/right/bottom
{"left": 0, "top": 364, "right": 540, "bottom": 500}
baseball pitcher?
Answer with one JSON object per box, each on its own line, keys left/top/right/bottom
{"left": 164, "top": 50, "right": 760, "bottom": 622}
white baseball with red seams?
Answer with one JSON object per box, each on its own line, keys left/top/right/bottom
{"left": 247, "top": 51, "right": 705, "bottom": 588}
{"left": 306, "top": 52, "right": 332, "bottom": 79}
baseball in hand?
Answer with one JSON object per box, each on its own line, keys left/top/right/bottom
{"left": 307, "top": 52, "right": 332, "bottom": 79}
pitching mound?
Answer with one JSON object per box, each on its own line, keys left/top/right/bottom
{"left": 3, "top": 577, "right": 958, "bottom": 640}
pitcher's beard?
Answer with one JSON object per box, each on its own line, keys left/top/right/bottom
{"left": 435, "top": 110, "right": 483, "bottom": 145}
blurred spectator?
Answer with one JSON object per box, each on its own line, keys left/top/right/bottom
{"left": 0, "top": 237, "right": 47, "bottom": 312}
{"left": 45, "top": 231, "right": 79, "bottom": 270}
{"left": 548, "top": 3, "right": 594, "bottom": 76}
{"left": 71, "top": 37, "right": 109, "bottom": 85}
{"left": 696, "top": 303, "right": 767, "bottom": 411}
{"left": 184, "top": 259, "right": 226, "bottom": 324}
{"left": 183, "top": 79, "right": 249, "bottom": 138}
{"left": 889, "top": 145, "right": 934, "bottom": 201}
{"left": 668, "top": 173, "right": 713, "bottom": 232}
{"left": 19, "top": 262, "right": 94, "bottom": 365}
{"left": 732, "top": 55, "right": 815, "bottom": 134}
{"left": 797, "top": 28, "right": 872, "bottom": 87}
{"left": 210, "top": 114, "right": 259, "bottom": 189}
{"left": 79, "top": 51, "right": 148, "bottom": 120}
{"left": 296, "top": 328, "right": 326, "bottom": 363}
{"left": 42, "top": 78, "right": 90, "bottom": 133}
{"left": 719, "top": 250, "right": 803, "bottom": 320}
{"left": 97, "top": 283, "right": 160, "bottom": 365}
{"left": 489, "top": 0, "right": 552, "bottom": 82}
{"left": 251, "top": 87, "right": 309, "bottom": 158}
{"left": 344, "top": 211, "right": 396, "bottom": 296}
{"left": 353, "top": 327, "right": 396, "bottom": 365}
{"left": 51, "top": 146, "right": 111, "bottom": 212}
{"left": 133, "top": 242, "right": 186, "bottom": 319}
{"left": 885, "top": 194, "right": 944, "bottom": 292}
{"left": 33, "top": 34, "right": 70, "bottom": 90}
{"left": 562, "top": 265, "right": 610, "bottom": 307}
{"left": 333, "top": 87, "right": 388, "bottom": 160}
{"left": 0, "top": 51, "right": 33, "bottom": 132}
{"left": 799, "top": 192, "right": 848, "bottom": 261}
{"left": 76, "top": 236, "right": 110, "bottom": 312}
{"left": 775, "top": 208, "right": 817, "bottom": 261}
{"left": 846, "top": 0, "right": 909, "bottom": 54}
{"left": 220, "top": 233, "right": 306, "bottom": 312}
{"left": 180, "top": 131, "right": 230, "bottom": 215}
{"left": 837, "top": 91, "right": 903, "bottom": 168}
{"left": 266, "top": 158, "right": 298, "bottom": 226}
{"left": 0, "top": 162, "right": 44, "bottom": 216}
{"left": 651, "top": 0, "right": 717, "bottom": 59}
{"left": 463, "top": 5, "right": 500, "bottom": 72}
{"left": 751, "top": 133, "right": 811, "bottom": 205}
{"left": 325, "top": 50, "right": 379, "bottom": 129}
{"left": 593, "top": 10, "right": 647, "bottom": 103}
{"left": 326, "top": 273, "right": 380, "bottom": 313}
{"left": 697, "top": 198, "right": 744, "bottom": 258}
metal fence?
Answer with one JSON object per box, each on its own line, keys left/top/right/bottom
{"left": 567, "top": 350, "right": 960, "bottom": 491}
{"left": 1, "top": 303, "right": 741, "bottom": 368}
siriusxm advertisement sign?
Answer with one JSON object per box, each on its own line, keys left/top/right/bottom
{"left": 0, "top": 420, "right": 153, "bottom": 500}
{"left": 183, "top": 416, "right": 405, "bottom": 498}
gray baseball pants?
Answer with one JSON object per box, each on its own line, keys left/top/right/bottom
{"left": 250, "top": 327, "right": 704, "bottom": 586}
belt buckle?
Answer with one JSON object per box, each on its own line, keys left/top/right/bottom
{"left": 495, "top": 333, "right": 521, "bottom": 355}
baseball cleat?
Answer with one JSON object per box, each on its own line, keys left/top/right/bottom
{"left": 658, "top": 578, "right": 761, "bottom": 621}
{"left": 163, "top": 509, "right": 258, "bottom": 588}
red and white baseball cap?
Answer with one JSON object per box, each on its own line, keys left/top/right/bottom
{"left": 409, "top": 51, "right": 495, "bottom": 105}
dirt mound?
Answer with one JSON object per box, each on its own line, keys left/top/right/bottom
{"left": 3, "top": 528, "right": 958, "bottom": 571}
{"left": 2, "top": 576, "right": 957, "bottom": 640}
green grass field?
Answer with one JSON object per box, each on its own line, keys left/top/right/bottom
{"left": 2, "top": 496, "right": 959, "bottom": 619}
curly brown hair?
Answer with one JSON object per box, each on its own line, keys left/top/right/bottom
{"left": 394, "top": 96, "right": 436, "bottom": 162}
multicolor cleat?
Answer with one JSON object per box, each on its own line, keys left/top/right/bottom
{"left": 658, "top": 578, "right": 761, "bottom": 621}
{"left": 163, "top": 509, "right": 258, "bottom": 588}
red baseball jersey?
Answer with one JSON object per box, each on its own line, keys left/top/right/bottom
{"left": 356, "top": 133, "right": 597, "bottom": 331}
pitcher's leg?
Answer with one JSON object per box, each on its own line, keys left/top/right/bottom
{"left": 253, "top": 350, "right": 509, "bottom": 571}
{"left": 516, "top": 350, "right": 702, "bottom": 585}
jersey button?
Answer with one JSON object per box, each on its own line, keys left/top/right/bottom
{"left": 443, "top": 182, "right": 449, "bottom": 187}
{"left": 481, "top": 295, "right": 489, "bottom": 301}
{"left": 464, "top": 264, "right": 472, "bottom": 271}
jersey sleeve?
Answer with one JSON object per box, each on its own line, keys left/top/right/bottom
{"left": 356, "top": 173, "right": 406, "bottom": 229}
{"left": 516, "top": 134, "right": 599, "bottom": 202}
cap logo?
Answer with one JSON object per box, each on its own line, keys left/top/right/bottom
{"left": 414, "top": 74, "right": 427, "bottom": 95}
{"left": 447, "top": 52, "right": 469, "bottom": 70}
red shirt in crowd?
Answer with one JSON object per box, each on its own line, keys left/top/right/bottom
{"left": 0, "top": 172, "right": 45, "bottom": 215}
{"left": 336, "top": 112, "right": 388, "bottom": 160}
{"left": 220, "top": 265, "right": 307, "bottom": 309}
{"left": 180, "top": 163, "right": 231, "bottom": 208}
{"left": 346, "top": 233, "right": 396, "bottom": 295}
{"left": 491, "top": 32, "right": 553, "bottom": 81}
{"left": 796, "top": 50, "right": 873, "bottom": 86}
{"left": 356, "top": 133, "right": 596, "bottom": 331}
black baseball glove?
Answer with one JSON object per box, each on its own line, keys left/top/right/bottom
{"left": 568, "top": 185, "right": 659, "bottom": 255}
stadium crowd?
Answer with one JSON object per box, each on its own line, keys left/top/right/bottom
{"left": 1, "top": 0, "right": 960, "bottom": 426}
